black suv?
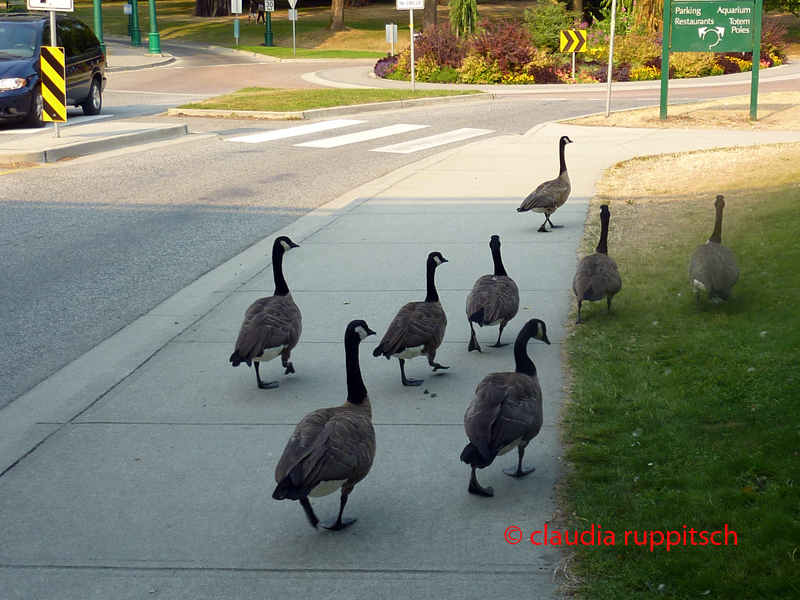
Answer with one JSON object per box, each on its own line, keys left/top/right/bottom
{"left": 0, "top": 12, "right": 106, "bottom": 127}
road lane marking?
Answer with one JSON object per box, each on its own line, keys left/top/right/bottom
{"left": 372, "top": 128, "right": 494, "bottom": 154}
{"left": 294, "top": 123, "right": 428, "bottom": 148}
{"left": 226, "top": 119, "right": 364, "bottom": 143}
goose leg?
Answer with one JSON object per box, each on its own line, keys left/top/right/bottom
{"left": 299, "top": 497, "right": 319, "bottom": 529}
{"left": 427, "top": 354, "right": 449, "bottom": 372}
{"left": 489, "top": 323, "right": 508, "bottom": 348}
{"left": 255, "top": 363, "right": 278, "bottom": 389}
{"left": 538, "top": 218, "right": 551, "bottom": 233}
{"left": 606, "top": 297, "right": 613, "bottom": 314}
{"left": 281, "top": 349, "right": 295, "bottom": 375}
{"left": 468, "top": 467, "right": 494, "bottom": 497}
{"left": 545, "top": 214, "right": 563, "bottom": 229}
{"left": 400, "top": 359, "right": 423, "bottom": 386}
{"left": 695, "top": 292, "right": 702, "bottom": 312}
{"left": 576, "top": 301, "right": 583, "bottom": 324}
{"left": 503, "top": 445, "right": 535, "bottom": 477}
{"left": 319, "top": 493, "right": 357, "bottom": 531}
{"left": 468, "top": 322, "right": 482, "bottom": 353}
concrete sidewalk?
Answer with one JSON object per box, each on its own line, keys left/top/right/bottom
{"left": 2, "top": 121, "right": 800, "bottom": 598}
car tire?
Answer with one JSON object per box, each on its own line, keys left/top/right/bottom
{"left": 24, "top": 84, "right": 45, "bottom": 128}
{"left": 81, "top": 77, "right": 102, "bottom": 116}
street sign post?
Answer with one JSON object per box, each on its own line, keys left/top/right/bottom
{"left": 27, "top": 0, "right": 73, "bottom": 11}
{"left": 661, "top": 0, "right": 762, "bottom": 119}
{"left": 231, "top": 0, "right": 242, "bottom": 45}
{"left": 559, "top": 29, "right": 587, "bottom": 81}
{"left": 397, "top": 0, "right": 424, "bottom": 91}
{"left": 288, "top": 0, "right": 298, "bottom": 56}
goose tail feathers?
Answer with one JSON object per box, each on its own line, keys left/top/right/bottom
{"left": 229, "top": 351, "right": 252, "bottom": 368}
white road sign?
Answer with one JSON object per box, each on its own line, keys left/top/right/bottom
{"left": 397, "top": 0, "right": 424, "bottom": 9}
{"left": 27, "top": 0, "right": 74, "bottom": 11}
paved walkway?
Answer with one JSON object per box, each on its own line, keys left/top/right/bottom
{"left": 2, "top": 118, "right": 799, "bottom": 597}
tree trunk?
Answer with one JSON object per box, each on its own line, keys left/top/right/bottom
{"left": 329, "top": 0, "right": 347, "bottom": 31}
{"left": 573, "top": 0, "right": 584, "bottom": 18}
{"left": 423, "top": 1, "right": 437, "bottom": 30}
{"left": 193, "top": 0, "right": 229, "bottom": 17}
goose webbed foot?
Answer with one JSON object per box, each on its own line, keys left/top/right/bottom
{"left": 503, "top": 446, "right": 534, "bottom": 477}
{"left": 538, "top": 224, "right": 551, "bottom": 233}
{"left": 319, "top": 516, "right": 357, "bottom": 531}
{"left": 283, "top": 362, "right": 295, "bottom": 375}
{"left": 503, "top": 465, "right": 536, "bottom": 478}
{"left": 400, "top": 359, "right": 423, "bottom": 387}
{"left": 255, "top": 363, "right": 279, "bottom": 389}
{"left": 545, "top": 215, "right": 563, "bottom": 229}
{"left": 431, "top": 362, "right": 449, "bottom": 372}
{"left": 468, "top": 468, "right": 494, "bottom": 497}
{"left": 318, "top": 495, "right": 355, "bottom": 530}
{"left": 468, "top": 325, "right": 482, "bottom": 353}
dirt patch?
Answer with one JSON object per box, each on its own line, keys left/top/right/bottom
{"left": 565, "top": 90, "right": 800, "bottom": 130}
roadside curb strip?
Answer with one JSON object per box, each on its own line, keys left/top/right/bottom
{"left": 0, "top": 124, "right": 189, "bottom": 163}
{"left": 166, "top": 91, "right": 496, "bottom": 120}
{"left": 107, "top": 54, "right": 176, "bottom": 72}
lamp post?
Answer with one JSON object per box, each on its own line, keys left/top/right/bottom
{"left": 92, "top": 0, "right": 105, "bottom": 55}
{"left": 131, "top": 0, "right": 142, "bottom": 47}
{"left": 148, "top": 0, "right": 161, "bottom": 54}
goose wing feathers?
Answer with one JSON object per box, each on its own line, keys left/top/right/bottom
{"left": 232, "top": 295, "right": 302, "bottom": 364}
{"left": 573, "top": 254, "right": 622, "bottom": 302}
{"left": 464, "top": 372, "right": 543, "bottom": 461}
{"left": 378, "top": 301, "right": 447, "bottom": 355}
{"left": 467, "top": 275, "right": 520, "bottom": 324}
{"left": 274, "top": 407, "right": 376, "bottom": 492}
{"left": 518, "top": 177, "right": 571, "bottom": 212}
{"left": 689, "top": 243, "right": 739, "bottom": 299}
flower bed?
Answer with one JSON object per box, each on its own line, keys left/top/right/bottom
{"left": 374, "top": 0, "right": 789, "bottom": 85}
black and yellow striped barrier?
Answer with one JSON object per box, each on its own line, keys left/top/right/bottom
{"left": 40, "top": 46, "right": 66, "bottom": 123}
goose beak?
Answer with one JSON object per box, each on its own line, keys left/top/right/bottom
{"left": 290, "top": 241, "right": 300, "bottom": 249}
{"left": 366, "top": 327, "right": 377, "bottom": 337}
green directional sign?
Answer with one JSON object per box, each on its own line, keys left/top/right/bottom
{"left": 669, "top": 0, "right": 755, "bottom": 52}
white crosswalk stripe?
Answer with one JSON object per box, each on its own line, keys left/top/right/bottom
{"left": 294, "top": 124, "right": 429, "bottom": 148}
{"left": 372, "top": 127, "right": 494, "bottom": 154}
{"left": 226, "top": 119, "right": 364, "bottom": 143}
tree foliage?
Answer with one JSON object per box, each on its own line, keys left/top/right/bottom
{"left": 449, "top": 0, "right": 478, "bottom": 37}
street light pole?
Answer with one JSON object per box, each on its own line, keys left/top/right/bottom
{"left": 130, "top": 0, "right": 142, "bottom": 47}
{"left": 147, "top": 0, "right": 161, "bottom": 54}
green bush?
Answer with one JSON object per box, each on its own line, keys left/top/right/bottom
{"left": 428, "top": 66, "right": 459, "bottom": 83}
{"left": 457, "top": 53, "right": 502, "bottom": 83}
{"left": 523, "top": 0, "right": 579, "bottom": 53}
{"left": 671, "top": 52, "right": 724, "bottom": 78}
{"left": 614, "top": 32, "right": 660, "bottom": 67}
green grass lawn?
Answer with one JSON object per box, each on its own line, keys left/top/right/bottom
{"left": 562, "top": 144, "right": 800, "bottom": 599}
{"left": 178, "top": 87, "right": 481, "bottom": 111}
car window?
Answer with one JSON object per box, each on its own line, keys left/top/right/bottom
{"left": 56, "top": 19, "right": 76, "bottom": 56}
{"left": 70, "top": 19, "right": 99, "bottom": 55}
{"left": 0, "top": 23, "right": 39, "bottom": 59}
{"left": 42, "top": 26, "right": 63, "bottom": 49}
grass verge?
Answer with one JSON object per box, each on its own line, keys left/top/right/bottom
{"left": 178, "top": 87, "right": 481, "bottom": 112}
{"left": 562, "top": 142, "right": 800, "bottom": 599}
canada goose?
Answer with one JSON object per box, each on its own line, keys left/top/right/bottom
{"left": 229, "top": 236, "right": 302, "bottom": 389}
{"left": 572, "top": 204, "right": 623, "bottom": 324}
{"left": 688, "top": 195, "right": 739, "bottom": 310}
{"left": 273, "top": 319, "right": 377, "bottom": 530}
{"left": 373, "top": 252, "right": 449, "bottom": 386}
{"left": 460, "top": 318, "right": 550, "bottom": 497}
{"left": 517, "top": 135, "right": 573, "bottom": 232}
{"left": 466, "top": 235, "right": 520, "bottom": 353}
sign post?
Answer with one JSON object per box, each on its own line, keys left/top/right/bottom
{"left": 231, "top": 0, "right": 242, "bottom": 45}
{"left": 397, "top": 0, "right": 423, "bottom": 92}
{"left": 386, "top": 23, "right": 398, "bottom": 55}
{"left": 661, "top": 0, "right": 762, "bottom": 119}
{"left": 263, "top": 0, "right": 274, "bottom": 47}
{"left": 605, "top": 0, "right": 617, "bottom": 117}
{"left": 287, "top": 0, "right": 297, "bottom": 56}
{"left": 27, "top": 0, "right": 73, "bottom": 138}
{"left": 559, "top": 29, "right": 587, "bottom": 80}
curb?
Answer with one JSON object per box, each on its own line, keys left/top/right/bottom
{"left": 107, "top": 54, "right": 176, "bottom": 72}
{"left": 0, "top": 124, "right": 189, "bottom": 164}
{"left": 165, "top": 92, "right": 496, "bottom": 120}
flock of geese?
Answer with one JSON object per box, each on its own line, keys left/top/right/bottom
{"left": 229, "top": 137, "right": 739, "bottom": 531}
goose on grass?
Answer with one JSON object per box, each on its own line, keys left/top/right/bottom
{"left": 572, "top": 204, "right": 622, "bottom": 324}
{"left": 688, "top": 195, "right": 739, "bottom": 310}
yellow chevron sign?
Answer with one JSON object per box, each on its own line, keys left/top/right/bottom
{"left": 560, "top": 30, "right": 587, "bottom": 53}
{"left": 40, "top": 46, "right": 66, "bottom": 123}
